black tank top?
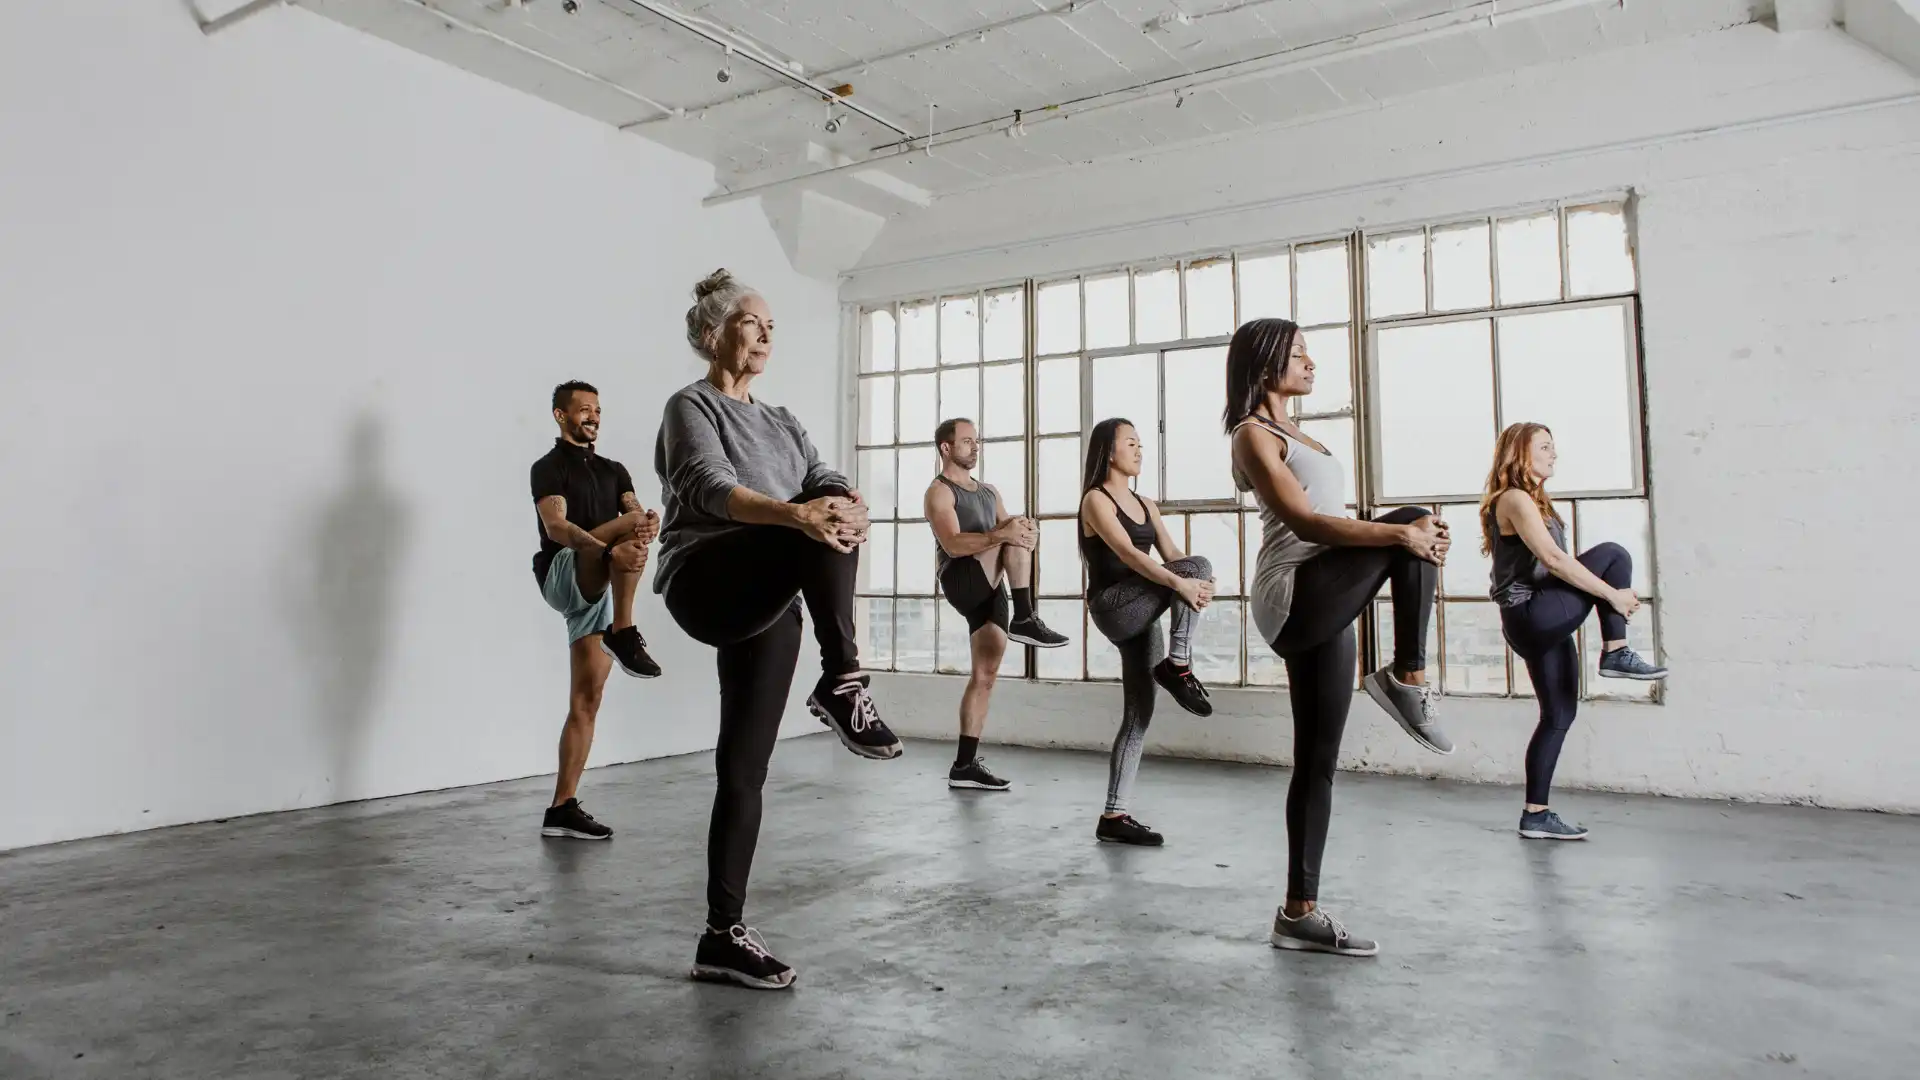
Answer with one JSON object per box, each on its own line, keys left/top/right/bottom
{"left": 1080, "top": 487, "right": 1155, "bottom": 593}
{"left": 1487, "top": 506, "right": 1567, "bottom": 607}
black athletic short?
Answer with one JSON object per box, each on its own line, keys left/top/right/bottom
{"left": 939, "top": 557, "right": 1010, "bottom": 635}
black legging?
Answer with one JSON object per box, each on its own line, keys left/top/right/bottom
{"left": 661, "top": 488, "right": 860, "bottom": 930}
{"left": 1500, "top": 542, "right": 1631, "bottom": 806}
{"left": 1269, "top": 505, "right": 1436, "bottom": 903}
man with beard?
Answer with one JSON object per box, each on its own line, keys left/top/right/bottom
{"left": 528, "top": 380, "right": 661, "bottom": 839}
{"left": 923, "top": 418, "right": 1069, "bottom": 791}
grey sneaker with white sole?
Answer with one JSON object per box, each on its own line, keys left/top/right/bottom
{"left": 1270, "top": 907, "right": 1379, "bottom": 957}
{"left": 1599, "top": 647, "right": 1667, "bottom": 681}
{"left": 1363, "top": 669, "right": 1452, "bottom": 755}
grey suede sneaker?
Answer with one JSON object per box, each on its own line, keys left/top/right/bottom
{"left": 1270, "top": 907, "right": 1379, "bottom": 957}
{"left": 1363, "top": 669, "right": 1453, "bottom": 754}
{"left": 1519, "top": 809, "right": 1590, "bottom": 840}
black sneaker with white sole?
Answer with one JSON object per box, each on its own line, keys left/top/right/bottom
{"left": 599, "top": 625, "right": 661, "bottom": 678}
{"left": 1152, "top": 658, "right": 1213, "bottom": 717}
{"left": 1006, "top": 615, "right": 1070, "bottom": 649}
{"left": 540, "top": 798, "right": 612, "bottom": 840}
{"left": 690, "top": 925, "right": 795, "bottom": 990}
{"left": 1095, "top": 813, "right": 1164, "bottom": 846}
{"left": 948, "top": 757, "right": 1011, "bottom": 791}
{"left": 806, "top": 674, "right": 903, "bottom": 760}
{"left": 1599, "top": 647, "right": 1667, "bottom": 681}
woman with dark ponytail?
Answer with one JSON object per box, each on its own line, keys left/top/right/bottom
{"left": 1226, "top": 317, "right": 1451, "bottom": 958}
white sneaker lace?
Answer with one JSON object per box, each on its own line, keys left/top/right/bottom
{"left": 835, "top": 679, "right": 880, "bottom": 734}
{"left": 1318, "top": 910, "right": 1353, "bottom": 945}
{"left": 1416, "top": 683, "right": 1438, "bottom": 726}
{"left": 729, "top": 924, "right": 774, "bottom": 961}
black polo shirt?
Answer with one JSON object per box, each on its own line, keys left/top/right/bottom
{"left": 530, "top": 439, "right": 635, "bottom": 586}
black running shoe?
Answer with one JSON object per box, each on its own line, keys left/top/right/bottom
{"left": 1006, "top": 615, "right": 1070, "bottom": 649}
{"left": 690, "top": 925, "right": 795, "bottom": 990}
{"left": 948, "top": 757, "right": 1011, "bottom": 791}
{"left": 1153, "top": 658, "right": 1213, "bottom": 717}
{"left": 600, "top": 625, "right": 662, "bottom": 678}
{"left": 806, "top": 674, "right": 903, "bottom": 760}
{"left": 540, "top": 798, "right": 611, "bottom": 840}
{"left": 1095, "top": 813, "right": 1164, "bottom": 846}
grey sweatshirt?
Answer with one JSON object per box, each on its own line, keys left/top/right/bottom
{"left": 653, "top": 378, "right": 850, "bottom": 595}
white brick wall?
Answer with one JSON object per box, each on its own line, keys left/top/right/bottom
{"left": 856, "top": 26, "right": 1920, "bottom": 811}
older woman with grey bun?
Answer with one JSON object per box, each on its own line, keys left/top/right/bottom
{"left": 654, "top": 268, "right": 901, "bottom": 991}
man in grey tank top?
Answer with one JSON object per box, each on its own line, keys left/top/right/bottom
{"left": 924, "top": 419, "right": 1069, "bottom": 791}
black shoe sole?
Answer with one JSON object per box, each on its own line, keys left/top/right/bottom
{"left": 690, "top": 963, "right": 796, "bottom": 990}
{"left": 805, "top": 697, "right": 903, "bottom": 760}
{"left": 599, "top": 639, "right": 661, "bottom": 678}
{"left": 540, "top": 827, "right": 612, "bottom": 840}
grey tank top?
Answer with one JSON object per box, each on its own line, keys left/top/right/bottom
{"left": 1231, "top": 413, "right": 1349, "bottom": 644}
{"left": 935, "top": 475, "right": 999, "bottom": 573}
{"left": 1489, "top": 508, "right": 1567, "bottom": 607}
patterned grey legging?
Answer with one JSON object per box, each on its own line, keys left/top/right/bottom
{"left": 1088, "top": 556, "right": 1212, "bottom": 815}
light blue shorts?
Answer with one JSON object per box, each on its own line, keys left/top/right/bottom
{"left": 541, "top": 547, "right": 613, "bottom": 644}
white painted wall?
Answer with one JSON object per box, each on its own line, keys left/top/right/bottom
{"left": 854, "top": 26, "right": 1920, "bottom": 811}
{"left": 0, "top": 3, "right": 843, "bottom": 851}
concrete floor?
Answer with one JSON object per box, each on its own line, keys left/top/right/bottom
{"left": 3, "top": 737, "right": 1916, "bottom": 1080}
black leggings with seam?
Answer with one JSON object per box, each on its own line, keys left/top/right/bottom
{"left": 1269, "top": 506, "right": 1436, "bottom": 903}
{"left": 661, "top": 488, "right": 860, "bottom": 930}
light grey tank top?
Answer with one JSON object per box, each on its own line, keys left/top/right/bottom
{"left": 935, "top": 475, "right": 999, "bottom": 573}
{"left": 1232, "top": 414, "right": 1349, "bottom": 645}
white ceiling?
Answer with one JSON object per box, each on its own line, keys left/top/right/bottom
{"left": 296, "top": 0, "right": 1777, "bottom": 218}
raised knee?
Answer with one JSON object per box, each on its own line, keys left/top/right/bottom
{"left": 1592, "top": 541, "right": 1629, "bottom": 564}
{"left": 1177, "top": 555, "right": 1213, "bottom": 579}
{"left": 1381, "top": 505, "right": 1431, "bottom": 525}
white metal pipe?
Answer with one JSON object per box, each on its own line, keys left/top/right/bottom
{"left": 198, "top": 0, "right": 289, "bottom": 36}
{"left": 610, "top": 0, "right": 915, "bottom": 138}
{"left": 701, "top": 0, "right": 1613, "bottom": 207}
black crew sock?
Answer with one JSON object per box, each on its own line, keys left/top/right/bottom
{"left": 1011, "top": 587, "right": 1035, "bottom": 622}
{"left": 956, "top": 735, "right": 980, "bottom": 768}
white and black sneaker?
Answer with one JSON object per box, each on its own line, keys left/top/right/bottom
{"left": 540, "top": 798, "right": 612, "bottom": 840}
{"left": 948, "top": 757, "right": 1011, "bottom": 791}
{"left": 806, "top": 674, "right": 903, "bottom": 760}
{"left": 1006, "top": 615, "right": 1070, "bottom": 649}
{"left": 690, "top": 925, "right": 795, "bottom": 991}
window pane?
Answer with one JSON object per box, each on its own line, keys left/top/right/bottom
{"left": 1374, "top": 319, "right": 1496, "bottom": 501}
{"left": 1439, "top": 502, "right": 1493, "bottom": 599}
{"left": 1163, "top": 345, "right": 1233, "bottom": 502}
{"left": 1037, "top": 437, "right": 1082, "bottom": 515}
{"left": 1188, "top": 513, "right": 1241, "bottom": 595}
{"left": 1039, "top": 519, "right": 1082, "bottom": 596}
{"left": 1085, "top": 273, "right": 1131, "bottom": 349}
{"left": 978, "top": 439, "right": 1026, "bottom": 516}
{"left": 1192, "top": 599, "right": 1242, "bottom": 685}
{"left": 1375, "top": 597, "right": 1439, "bottom": 680}
{"left": 1238, "top": 251, "right": 1292, "bottom": 322}
{"left": 1186, "top": 258, "right": 1235, "bottom": 338}
{"left": 858, "top": 449, "right": 897, "bottom": 519}
{"left": 938, "top": 603, "right": 971, "bottom": 673}
{"left": 940, "top": 296, "right": 980, "bottom": 366}
{"left": 896, "top": 522, "right": 936, "bottom": 594}
{"left": 1431, "top": 221, "right": 1492, "bottom": 312}
{"left": 940, "top": 366, "right": 980, "bottom": 434}
{"left": 1091, "top": 353, "right": 1160, "bottom": 501}
{"left": 1366, "top": 231, "right": 1426, "bottom": 318}
{"left": 1496, "top": 305, "right": 1635, "bottom": 492}
{"left": 1297, "top": 417, "right": 1356, "bottom": 508}
{"left": 859, "top": 521, "right": 896, "bottom": 594}
{"left": 858, "top": 376, "right": 894, "bottom": 445}
{"left": 1036, "top": 279, "right": 1081, "bottom": 356}
{"left": 1036, "top": 356, "right": 1080, "bottom": 434}
{"left": 1160, "top": 512, "right": 1187, "bottom": 553}
{"left": 1566, "top": 203, "right": 1635, "bottom": 297}
{"left": 899, "top": 301, "right": 937, "bottom": 369}
{"left": 1295, "top": 241, "right": 1350, "bottom": 325}
{"left": 1036, "top": 600, "right": 1083, "bottom": 680}
{"left": 1298, "top": 326, "right": 1352, "bottom": 415}
{"left": 1134, "top": 267, "right": 1182, "bottom": 344}
{"left": 899, "top": 372, "right": 937, "bottom": 446}
{"left": 1001, "top": 641, "right": 1025, "bottom": 678}
{"left": 894, "top": 598, "right": 937, "bottom": 673}
{"left": 863, "top": 309, "right": 896, "bottom": 373}
{"left": 1575, "top": 498, "right": 1653, "bottom": 595}
{"left": 897, "top": 446, "right": 937, "bottom": 515}
{"left": 1495, "top": 212, "right": 1562, "bottom": 306}
{"left": 1247, "top": 614, "right": 1286, "bottom": 686}
{"left": 1584, "top": 604, "right": 1658, "bottom": 700}
{"left": 1442, "top": 601, "right": 1507, "bottom": 695}
{"left": 982, "top": 288, "right": 1025, "bottom": 361}
{"left": 982, "top": 362, "right": 1026, "bottom": 439}
{"left": 858, "top": 598, "right": 894, "bottom": 670}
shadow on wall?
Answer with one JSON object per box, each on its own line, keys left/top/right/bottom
{"left": 286, "top": 410, "right": 411, "bottom": 805}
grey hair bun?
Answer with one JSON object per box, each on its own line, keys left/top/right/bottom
{"left": 685, "top": 268, "right": 758, "bottom": 361}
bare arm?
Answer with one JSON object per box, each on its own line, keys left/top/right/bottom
{"left": 1498, "top": 491, "right": 1620, "bottom": 601}
{"left": 537, "top": 497, "right": 612, "bottom": 557}
{"left": 1081, "top": 492, "right": 1186, "bottom": 589}
{"left": 926, "top": 481, "right": 1019, "bottom": 557}
{"left": 1232, "top": 426, "right": 1423, "bottom": 550}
